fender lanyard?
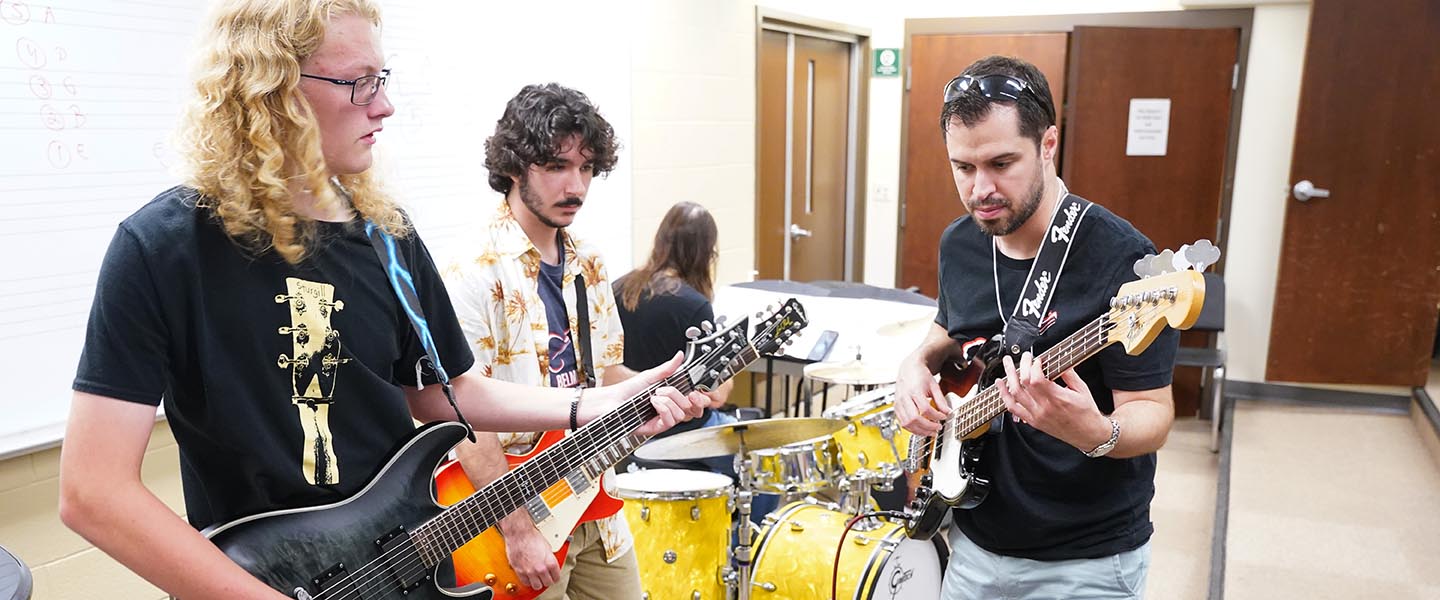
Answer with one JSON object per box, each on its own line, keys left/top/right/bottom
{"left": 992, "top": 179, "right": 1093, "bottom": 354}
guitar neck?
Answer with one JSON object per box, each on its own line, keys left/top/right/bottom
{"left": 948, "top": 313, "right": 1116, "bottom": 440}
{"left": 414, "top": 346, "right": 761, "bottom": 559}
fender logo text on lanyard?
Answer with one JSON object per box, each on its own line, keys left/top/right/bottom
{"left": 993, "top": 180, "right": 1092, "bottom": 353}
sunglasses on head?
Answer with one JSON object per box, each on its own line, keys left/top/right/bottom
{"left": 942, "top": 73, "right": 1054, "bottom": 123}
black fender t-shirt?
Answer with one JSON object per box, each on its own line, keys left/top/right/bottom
{"left": 73, "top": 186, "right": 474, "bottom": 530}
{"left": 935, "top": 198, "right": 1179, "bottom": 560}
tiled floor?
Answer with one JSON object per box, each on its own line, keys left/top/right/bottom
{"left": 1223, "top": 399, "right": 1440, "bottom": 599}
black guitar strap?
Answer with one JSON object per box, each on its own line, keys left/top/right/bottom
{"left": 997, "top": 190, "right": 1093, "bottom": 355}
{"left": 365, "top": 221, "right": 475, "bottom": 442}
{"left": 573, "top": 272, "right": 597, "bottom": 389}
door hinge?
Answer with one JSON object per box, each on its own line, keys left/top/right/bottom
{"left": 1231, "top": 63, "right": 1238, "bottom": 90}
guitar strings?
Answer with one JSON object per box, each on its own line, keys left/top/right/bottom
{"left": 944, "top": 300, "right": 1171, "bottom": 442}
{"left": 307, "top": 311, "right": 793, "bottom": 599}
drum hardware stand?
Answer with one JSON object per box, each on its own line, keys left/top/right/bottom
{"left": 722, "top": 432, "right": 755, "bottom": 600}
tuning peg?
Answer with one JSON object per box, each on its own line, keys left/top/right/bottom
{"left": 700, "top": 344, "right": 712, "bottom": 353}
{"left": 1183, "top": 239, "right": 1221, "bottom": 272}
{"left": 716, "top": 315, "right": 728, "bottom": 326}
{"left": 1153, "top": 250, "right": 1178, "bottom": 274}
{"left": 701, "top": 320, "right": 714, "bottom": 334}
{"left": 685, "top": 326, "right": 701, "bottom": 340}
{"left": 1133, "top": 255, "right": 1154, "bottom": 278}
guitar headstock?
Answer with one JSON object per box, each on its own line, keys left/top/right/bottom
{"left": 678, "top": 298, "right": 808, "bottom": 392}
{"left": 1108, "top": 241, "right": 1215, "bottom": 355}
{"left": 751, "top": 298, "right": 808, "bottom": 357}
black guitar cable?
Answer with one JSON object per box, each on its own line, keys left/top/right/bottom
{"left": 831, "top": 509, "right": 912, "bottom": 600}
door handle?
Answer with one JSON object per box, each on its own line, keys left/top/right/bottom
{"left": 789, "top": 224, "right": 813, "bottom": 239}
{"left": 1292, "top": 180, "right": 1331, "bottom": 202}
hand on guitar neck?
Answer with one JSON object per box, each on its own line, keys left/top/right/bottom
{"left": 995, "top": 351, "right": 1113, "bottom": 454}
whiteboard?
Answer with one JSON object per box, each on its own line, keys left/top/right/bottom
{"left": 0, "top": 0, "right": 634, "bottom": 458}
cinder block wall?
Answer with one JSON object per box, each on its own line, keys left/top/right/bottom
{"left": 0, "top": 423, "right": 179, "bottom": 599}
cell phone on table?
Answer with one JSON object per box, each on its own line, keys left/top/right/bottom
{"left": 806, "top": 329, "right": 839, "bottom": 361}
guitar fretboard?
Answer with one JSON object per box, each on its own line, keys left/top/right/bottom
{"left": 944, "top": 313, "right": 1117, "bottom": 442}
{"left": 408, "top": 345, "right": 762, "bottom": 563}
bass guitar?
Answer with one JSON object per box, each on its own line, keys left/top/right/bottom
{"left": 905, "top": 260, "right": 1208, "bottom": 540}
{"left": 202, "top": 299, "right": 808, "bottom": 599}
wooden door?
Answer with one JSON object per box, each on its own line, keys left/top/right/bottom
{"left": 757, "top": 30, "right": 852, "bottom": 282}
{"left": 900, "top": 33, "right": 1068, "bottom": 298}
{"left": 1062, "top": 26, "right": 1239, "bottom": 417}
{"left": 1266, "top": 0, "right": 1440, "bottom": 386}
{"left": 1061, "top": 26, "right": 1238, "bottom": 255}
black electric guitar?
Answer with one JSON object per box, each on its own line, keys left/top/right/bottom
{"left": 904, "top": 266, "right": 1207, "bottom": 540}
{"left": 202, "top": 300, "right": 808, "bottom": 599}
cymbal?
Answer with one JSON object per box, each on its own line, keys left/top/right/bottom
{"left": 634, "top": 417, "right": 847, "bottom": 461}
{"left": 803, "top": 360, "right": 897, "bottom": 386}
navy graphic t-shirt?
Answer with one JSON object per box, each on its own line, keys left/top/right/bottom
{"left": 536, "top": 253, "right": 579, "bottom": 388}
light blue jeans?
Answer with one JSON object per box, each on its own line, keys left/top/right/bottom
{"left": 943, "top": 527, "right": 1151, "bottom": 600}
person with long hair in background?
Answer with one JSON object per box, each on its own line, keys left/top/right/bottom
{"left": 614, "top": 201, "right": 735, "bottom": 442}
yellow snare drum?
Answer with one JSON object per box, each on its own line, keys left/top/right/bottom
{"left": 750, "top": 502, "right": 943, "bottom": 600}
{"left": 749, "top": 437, "right": 840, "bottom": 495}
{"left": 615, "top": 469, "right": 733, "bottom": 600}
{"left": 823, "top": 387, "right": 912, "bottom": 479}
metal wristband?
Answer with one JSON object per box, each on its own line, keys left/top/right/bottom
{"left": 1084, "top": 416, "right": 1120, "bottom": 458}
{"left": 569, "top": 387, "right": 584, "bottom": 431}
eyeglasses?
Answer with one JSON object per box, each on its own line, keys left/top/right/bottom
{"left": 300, "top": 69, "right": 390, "bottom": 106}
{"left": 942, "top": 73, "right": 1054, "bottom": 123}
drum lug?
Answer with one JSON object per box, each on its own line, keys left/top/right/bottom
{"left": 692, "top": 591, "right": 702, "bottom": 600}
{"left": 857, "top": 450, "right": 869, "bottom": 467}
{"left": 640, "top": 506, "right": 649, "bottom": 522}
{"left": 691, "top": 505, "right": 701, "bottom": 521}
{"left": 847, "top": 423, "right": 858, "bottom": 435}
{"left": 754, "top": 581, "right": 778, "bottom": 592}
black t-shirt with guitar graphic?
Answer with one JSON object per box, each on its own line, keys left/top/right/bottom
{"left": 934, "top": 198, "right": 1179, "bottom": 561}
{"left": 73, "top": 186, "right": 474, "bottom": 530}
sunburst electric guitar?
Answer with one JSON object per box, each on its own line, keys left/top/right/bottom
{"left": 202, "top": 300, "right": 807, "bottom": 599}
{"left": 904, "top": 253, "right": 1211, "bottom": 541}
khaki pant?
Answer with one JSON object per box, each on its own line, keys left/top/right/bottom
{"left": 536, "top": 521, "right": 642, "bottom": 600}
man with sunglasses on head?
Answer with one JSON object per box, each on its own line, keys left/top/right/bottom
{"left": 894, "top": 55, "right": 1179, "bottom": 599}
{"left": 57, "top": 3, "right": 703, "bottom": 598}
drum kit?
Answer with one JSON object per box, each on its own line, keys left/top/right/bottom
{"left": 622, "top": 387, "right": 945, "bottom": 600}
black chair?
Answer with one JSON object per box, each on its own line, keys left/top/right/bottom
{"left": 0, "top": 545, "right": 31, "bottom": 600}
{"left": 1173, "top": 272, "right": 1226, "bottom": 452}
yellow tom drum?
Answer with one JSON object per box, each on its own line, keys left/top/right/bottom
{"left": 615, "top": 469, "right": 734, "bottom": 600}
{"left": 750, "top": 501, "right": 943, "bottom": 599}
{"left": 822, "top": 387, "right": 912, "bottom": 479}
{"left": 749, "top": 437, "right": 840, "bottom": 495}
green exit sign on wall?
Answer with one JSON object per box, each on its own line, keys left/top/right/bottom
{"left": 873, "top": 48, "right": 901, "bottom": 77}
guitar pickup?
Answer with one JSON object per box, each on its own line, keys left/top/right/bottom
{"left": 525, "top": 495, "right": 552, "bottom": 523}
{"left": 375, "top": 525, "right": 429, "bottom": 594}
{"left": 566, "top": 469, "right": 590, "bottom": 494}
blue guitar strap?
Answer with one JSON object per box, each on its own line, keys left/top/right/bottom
{"left": 365, "top": 221, "right": 476, "bottom": 442}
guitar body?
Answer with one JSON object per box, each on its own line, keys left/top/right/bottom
{"left": 204, "top": 421, "right": 494, "bottom": 599}
{"left": 201, "top": 300, "right": 812, "bottom": 600}
{"left": 434, "top": 429, "right": 624, "bottom": 599}
{"left": 905, "top": 356, "right": 995, "bottom": 540}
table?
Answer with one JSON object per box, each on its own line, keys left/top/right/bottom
{"left": 715, "top": 282, "right": 936, "bottom": 417}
